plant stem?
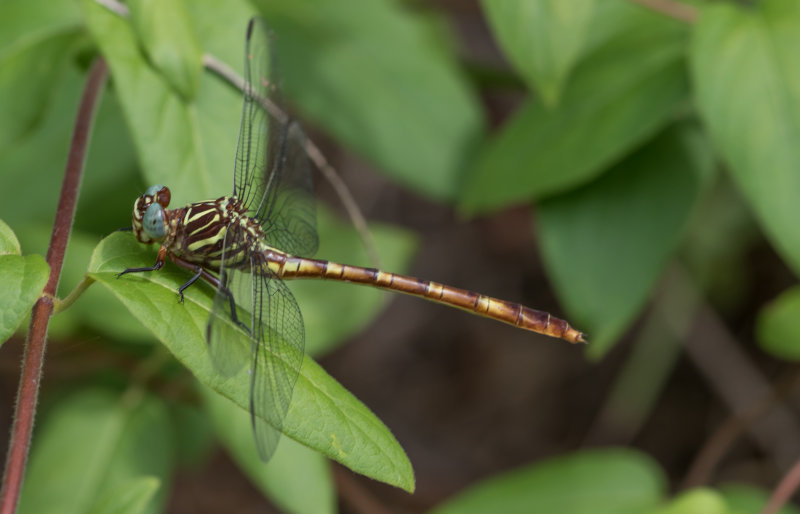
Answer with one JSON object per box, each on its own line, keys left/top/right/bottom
{"left": 0, "top": 57, "right": 108, "bottom": 514}
{"left": 53, "top": 275, "right": 95, "bottom": 315}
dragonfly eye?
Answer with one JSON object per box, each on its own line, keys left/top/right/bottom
{"left": 144, "top": 184, "right": 171, "bottom": 208}
{"left": 142, "top": 203, "right": 166, "bottom": 240}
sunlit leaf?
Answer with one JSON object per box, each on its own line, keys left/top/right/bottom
{"left": 461, "top": 5, "right": 688, "bottom": 213}
{"left": 18, "top": 388, "right": 173, "bottom": 514}
{"left": 538, "top": 125, "right": 713, "bottom": 357}
{"left": 202, "top": 385, "right": 335, "bottom": 514}
{"left": 0, "top": 252, "right": 48, "bottom": 344}
{"left": 431, "top": 448, "right": 664, "bottom": 514}
{"left": 691, "top": 0, "right": 800, "bottom": 276}
{"left": 88, "top": 232, "right": 415, "bottom": 492}
{"left": 129, "top": 0, "right": 203, "bottom": 100}
{"left": 481, "top": 0, "right": 596, "bottom": 106}
{"left": 255, "top": 0, "right": 484, "bottom": 201}
{"left": 756, "top": 286, "right": 800, "bottom": 361}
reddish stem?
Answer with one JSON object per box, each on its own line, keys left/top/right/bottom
{"left": 0, "top": 57, "right": 108, "bottom": 514}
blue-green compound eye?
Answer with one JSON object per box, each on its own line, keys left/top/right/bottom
{"left": 143, "top": 203, "right": 165, "bottom": 239}
{"left": 144, "top": 184, "right": 165, "bottom": 197}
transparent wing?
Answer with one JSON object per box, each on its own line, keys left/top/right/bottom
{"left": 206, "top": 224, "right": 250, "bottom": 377}
{"left": 233, "top": 17, "right": 318, "bottom": 257}
{"left": 250, "top": 268, "right": 305, "bottom": 461}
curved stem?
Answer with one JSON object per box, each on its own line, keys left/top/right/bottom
{"left": 52, "top": 275, "right": 95, "bottom": 315}
{"left": 0, "top": 57, "right": 108, "bottom": 514}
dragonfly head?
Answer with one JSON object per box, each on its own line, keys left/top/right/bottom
{"left": 132, "top": 185, "right": 172, "bottom": 244}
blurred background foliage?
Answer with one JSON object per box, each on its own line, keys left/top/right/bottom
{"left": 2, "top": 0, "right": 800, "bottom": 512}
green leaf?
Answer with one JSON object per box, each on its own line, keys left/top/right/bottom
{"left": 0, "top": 0, "right": 82, "bottom": 151}
{"left": 0, "top": 219, "right": 21, "bottom": 255}
{"left": 18, "top": 388, "right": 173, "bottom": 514}
{"left": 538, "top": 124, "right": 713, "bottom": 357}
{"left": 16, "top": 226, "right": 153, "bottom": 343}
{"left": 296, "top": 209, "right": 418, "bottom": 356}
{"left": 0, "top": 253, "right": 49, "bottom": 344}
{"left": 255, "top": 0, "right": 484, "bottom": 201}
{"left": 202, "top": 385, "right": 335, "bottom": 514}
{"left": 430, "top": 448, "right": 665, "bottom": 514}
{"left": 461, "top": 5, "right": 688, "bottom": 213}
{"left": 88, "top": 477, "right": 161, "bottom": 514}
{"left": 88, "top": 232, "right": 415, "bottom": 492}
{"left": 82, "top": 0, "right": 245, "bottom": 206}
{"left": 648, "top": 488, "right": 728, "bottom": 514}
{"left": 481, "top": 0, "right": 596, "bottom": 106}
{"left": 719, "top": 483, "right": 800, "bottom": 514}
{"left": 129, "top": 0, "right": 203, "bottom": 99}
{"left": 756, "top": 286, "right": 800, "bottom": 361}
{"left": 690, "top": 0, "right": 800, "bottom": 276}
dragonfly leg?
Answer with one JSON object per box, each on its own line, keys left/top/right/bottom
{"left": 170, "top": 255, "right": 250, "bottom": 335}
{"left": 117, "top": 246, "right": 166, "bottom": 278}
{"left": 177, "top": 270, "right": 204, "bottom": 303}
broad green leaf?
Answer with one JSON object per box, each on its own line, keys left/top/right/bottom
{"left": 0, "top": 253, "right": 49, "bottom": 344}
{"left": 461, "top": 7, "right": 688, "bottom": 213}
{"left": 202, "top": 385, "right": 335, "bottom": 514}
{"left": 756, "top": 287, "right": 800, "bottom": 361}
{"left": 17, "top": 226, "right": 153, "bottom": 343}
{"left": 88, "top": 232, "right": 415, "bottom": 492}
{"left": 129, "top": 0, "right": 202, "bottom": 99}
{"left": 691, "top": 0, "right": 800, "bottom": 276}
{"left": 481, "top": 0, "right": 596, "bottom": 106}
{"left": 431, "top": 448, "right": 664, "bottom": 514}
{"left": 255, "top": 0, "right": 484, "bottom": 201}
{"left": 719, "top": 483, "right": 800, "bottom": 514}
{"left": 538, "top": 125, "right": 713, "bottom": 357}
{"left": 18, "top": 388, "right": 173, "bottom": 514}
{"left": 0, "top": 0, "right": 82, "bottom": 151}
{"left": 296, "top": 209, "right": 418, "bottom": 356}
{"left": 88, "top": 477, "right": 161, "bottom": 514}
{"left": 1, "top": 60, "right": 139, "bottom": 231}
{"left": 0, "top": 219, "right": 20, "bottom": 255}
{"left": 82, "top": 0, "right": 245, "bottom": 206}
{"left": 648, "top": 488, "right": 728, "bottom": 514}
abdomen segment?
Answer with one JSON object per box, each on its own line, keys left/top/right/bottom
{"left": 278, "top": 257, "right": 586, "bottom": 344}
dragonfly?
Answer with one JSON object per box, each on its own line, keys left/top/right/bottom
{"left": 119, "top": 17, "right": 586, "bottom": 462}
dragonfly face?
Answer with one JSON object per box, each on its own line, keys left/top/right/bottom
{"left": 132, "top": 185, "right": 171, "bottom": 244}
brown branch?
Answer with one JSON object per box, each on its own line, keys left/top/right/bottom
{"left": 762, "top": 455, "right": 800, "bottom": 514}
{"left": 683, "top": 370, "right": 800, "bottom": 489}
{"left": 628, "top": 0, "right": 697, "bottom": 23}
{"left": 0, "top": 58, "right": 108, "bottom": 514}
{"left": 203, "top": 53, "right": 381, "bottom": 268}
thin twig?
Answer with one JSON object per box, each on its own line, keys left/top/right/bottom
{"left": 203, "top": 53, "right": 381, "bottom": 267}
{"left": 665, "top": 266, "right": 800, "bottom": 481}
{"left": 762, "top": 456, "right": 800, "bottom": 514}
{"left": 683, "top": 370, "right": 800, "bottom": 489}
{"left": 53, "top": 275, "right": 95, "bottom": 315}
{"left": 0, "top": 58, "right": 108, "bottom": 514}
{"left": 628, "top": 0, "right": 697, "bottom": 23}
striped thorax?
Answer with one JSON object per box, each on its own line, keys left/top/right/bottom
{"left": 130, "top": 185, "right": 284, "bottom": 272}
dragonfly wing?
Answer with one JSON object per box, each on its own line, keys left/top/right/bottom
{"left": 206, "top": 226, "right": 250, "bottom": 376}
{"left": 259, "top": 121, "right": 318, "bottom": 257}
{"left": 250, "top": 270, "right": 305, "bottom": 461}
{"left": 233, "top": 17, "right": 318, "bottom": 258}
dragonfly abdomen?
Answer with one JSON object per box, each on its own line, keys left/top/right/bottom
{"left": 278, "top": 256, "right": 585, "bottom": 344}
